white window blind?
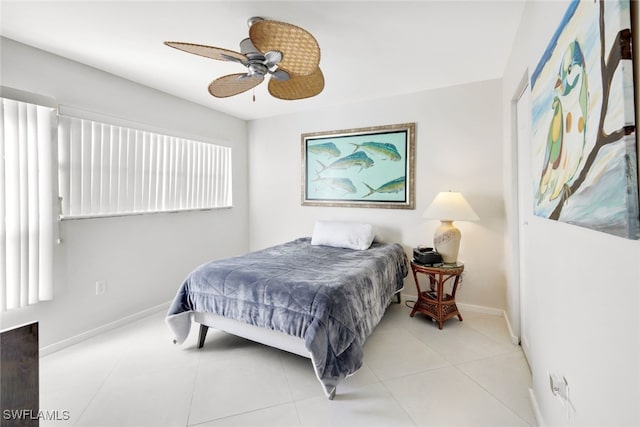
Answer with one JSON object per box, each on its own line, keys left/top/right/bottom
{"left": 57, "top": 115, "right": 232, "bottom": 218}
{"left": 0, "top": 98, "right": 54, "bottom": 312}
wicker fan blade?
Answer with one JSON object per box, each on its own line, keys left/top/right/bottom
{"left": 249, "top": 20, "right": 320, "bottom": 76}
{"left": 268, "top": 67, "right": 324, "bottom": 100}
{"left": 164, "top": 41, "right": 247, "bottom": 64}
{"left": 209, "top": 73, "right": 264, "bottom": 98}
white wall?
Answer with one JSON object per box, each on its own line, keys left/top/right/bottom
{"left": 249, "top": 80, "right": 507, "bottom": 310}
{"left": 502, "top": 2, "right": 640, "bottom": 425}
{"left": 0, "top": 38, "right": 250, "bottom": 348}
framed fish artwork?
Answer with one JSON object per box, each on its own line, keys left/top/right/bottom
{"left": 301, "top": 123, "right": 415, "bottom": 209}
{"left": 530, "top": 0, "right": 639, "bottom": 239}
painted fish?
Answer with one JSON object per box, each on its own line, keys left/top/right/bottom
{"left": 308, "top": 142, "right": 341, "bottom": 158}
{"left": 362, "top": 176, "right": 405, "bottom": 198}
{"left": 316, "top": 151, "right": 374, "bottom": 174}
{"left": 312, "top": 177, "right": 357, "bottom": 194}
{"left": 351, "top": 141, "right": 401, "bottom": 161}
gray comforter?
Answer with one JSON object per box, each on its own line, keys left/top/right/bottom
{"left": 166, "top": 237, "right": 408, "bottom": 397}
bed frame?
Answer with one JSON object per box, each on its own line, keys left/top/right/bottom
{"left": 194, "top": 289, "right": 402, "bottom": 399}
{"left": 194, "top": 312, "right": 310, "bottom": 357}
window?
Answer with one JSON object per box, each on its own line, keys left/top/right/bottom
{"left": 57, "top": 115, "right": 232, "bottom": 219}
{"left": 0, "top": 96, "right": 231, "bottom": 310}
{"left": 0, "top": 97, "right": 55, "bottom": 311}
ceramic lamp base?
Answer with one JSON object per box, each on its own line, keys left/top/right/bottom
{"left": 433, "top": 220, "right": 461, "bottom": 264}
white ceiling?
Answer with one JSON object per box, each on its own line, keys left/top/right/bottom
{"left": 0, "top": 1, "right": 525, "bottom": 121}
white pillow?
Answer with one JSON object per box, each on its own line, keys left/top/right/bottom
{"left": 311, "top": 220, "right": 375, "bottom": 250}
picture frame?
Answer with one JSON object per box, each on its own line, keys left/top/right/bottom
{"left": 301, "top": 123, "right": 415, "bottom": 209}
{"left": 530, "top": 0, "right": 639, "bottom": 239}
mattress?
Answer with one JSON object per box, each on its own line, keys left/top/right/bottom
{"left": 166, "top": 237, "right": 408, "bottom": 397}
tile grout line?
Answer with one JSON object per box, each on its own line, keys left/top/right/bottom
{"left": 379, "top": 385, "right": 419, "bottom": 426}
{"left": 278, "top": 351, "right": 304, "bottom": 426}
{"left": 186, "top": 343, "right": 300, "bottom": 426}
{"left": 70, "top": 351, "right": 126, "bottom": 427}
{"left": 187, "top": 402, "right": 299, "bottom": 427}
{"left": 454, "top": 356, "right": 534, "bottom": 426}
{"left": 184, "top": 345, "right": 203, "bottom": 427}
{"left": 394, "top": 308, "right": 534, "bottom": 425}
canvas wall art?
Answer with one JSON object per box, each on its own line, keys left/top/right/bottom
{"left": 530, "top": 0, "right": 639, "bottom": 239}
{"left": 301, "top": 123, "right": 415, "bottom": 209}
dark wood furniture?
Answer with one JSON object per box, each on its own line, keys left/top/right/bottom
{"left": 410, "top": 261, "right": 464, "bottom": 329}
{"left": 1, "top": 322, "right": 39, "bottom": 426}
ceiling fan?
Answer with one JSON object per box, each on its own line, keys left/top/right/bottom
{"left": 165, "top": 17, "right": 324, "bottom": 101}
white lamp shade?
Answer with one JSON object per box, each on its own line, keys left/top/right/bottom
{"left": 423, "top": 191, "right": 479, "bottom": 263}
{"left": 423, "top": 191, "right": 479, "bottom": 222}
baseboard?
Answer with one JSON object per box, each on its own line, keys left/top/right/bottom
{"left": 521, "top": 335, "right": 531, "bottom": 360}
{"left": 457, "top": 303, "right": 521, "bottom": 346}
{"left": 529, "top": 388, "right": 545, "bottom": 427}
{"left": 403, "top": 298, "right": 506, "bottom": 318}
{"left": 457, "top": 302, "right": 503, "bottom": 316}
{"left": 40, "top": 301, "right": 170, "bottom": 357}
{"left": 502, "top": 311, "right": 521, "bottom": 346}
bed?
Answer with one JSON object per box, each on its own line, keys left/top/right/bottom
{"left": 166, "top": 228, "right": 408, "bottom": 399}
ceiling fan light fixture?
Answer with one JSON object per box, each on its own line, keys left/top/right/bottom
{"left": 264, "top": 50, "right": 282, "bottom": 68}
{"left": 166, "top": 16, "right": 323, "bottom": 100}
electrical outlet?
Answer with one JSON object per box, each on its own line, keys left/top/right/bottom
{"left": 95, "top": 280, "right": 106, "bottom": 295}
{"left": 550, "top": 373, "right": 575, "bottom": 418}
{"left": 549, "top": 374, "right": 569, "bottom": 399}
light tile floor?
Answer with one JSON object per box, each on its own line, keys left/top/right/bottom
{"left": 40, "top": 302, "right": 536, "bottom": 426}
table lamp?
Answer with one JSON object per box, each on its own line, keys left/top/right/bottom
{"left": 423, "top": 191, "right": 479, "bottom": 264}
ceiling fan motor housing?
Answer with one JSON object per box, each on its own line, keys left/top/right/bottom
{"left": 247, "top": 61, "right": 268, "bottom": 77}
